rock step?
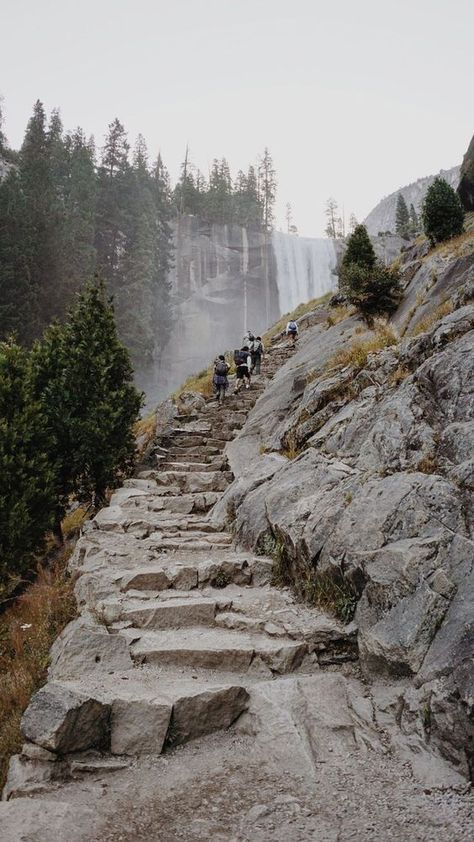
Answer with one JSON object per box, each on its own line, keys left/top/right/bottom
{"left": 158, "top": 461, "right": 228, "bottom": 473}
{"left": 108, "top": 595, "right": 219, "bottom": 629}
{"left": 154, "top": 471, "right": 232, "bottom": 493}
{"left": 22, "top": 676, "right": 249, "bottom": 757}
{"left": 166, "top": 445, "right": 224, "bottom": 457}
{"left": 123, "top": 626, "right": 308, "bottom": 674}
{"left": 119, "top": 555, "right": 272, "bottom": 593}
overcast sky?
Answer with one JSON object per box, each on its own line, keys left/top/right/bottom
{"left": 1, "top": 0, "right": 473, "bottom": 236}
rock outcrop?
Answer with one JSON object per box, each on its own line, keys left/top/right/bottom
{"left": 2, "top": 245, "right": 474, "bottom": 838}
{"left": 364, "top": 166, "right": 460, "bottom": 236}
{"left": 458, "top": 134, "right": 474, "bottom": 211}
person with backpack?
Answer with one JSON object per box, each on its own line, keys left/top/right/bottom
{"left": 213, "top": 355, "right": 230, "bottom": 404}
{"left": 286, "top": 319, "right": 299, "bottom": 346}
{"left": 242, "top": 330, "right": 255, "bottom": 348}
{"left": 251, "top": 336, "right": 264, "bottom": 374}
{"left": 233, "top": 345, "right": 252, "bottom": 391}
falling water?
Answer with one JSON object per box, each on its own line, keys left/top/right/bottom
{"left": 272, "top": 231, "right": 337, "bottom": 315}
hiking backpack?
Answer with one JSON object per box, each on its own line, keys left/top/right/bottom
{"left": 215, "top": 360, "right": 228, "bottom": 376}
{"left": 288, "top": 321, "right": 297, "bottom": 331}
{"left": 234, "top": 349, "right": 248, "bottom": 366}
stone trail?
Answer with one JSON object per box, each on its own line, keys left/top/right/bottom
{"left": 2, "top": 339, "right": 472, "bottom": 841}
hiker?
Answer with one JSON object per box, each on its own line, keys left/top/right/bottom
{"left": 286, "top": 319, "right": 299, "bottom": 346}
{"left": 234, "top": 345, "right": 252, "bottom": 391}
{"left": 242, "top": 329, "right": 255, "bottom": 347}
{"left": 213, "top": 355, "right": 230, "bottom": 404}
{"left": 251, "top": 335, "right": 264, "bottom": 374}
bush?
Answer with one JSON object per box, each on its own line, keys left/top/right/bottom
{"left": 422, "top": 177, "right": 464, "bottom": 246}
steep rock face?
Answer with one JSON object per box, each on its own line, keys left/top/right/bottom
{"left": 364, "top": 166, "right": 460, "bottom": 236}
{"left": 217, "top": 242, "right": 474, "bottom": 779}
{"left": 458, "top": 134, "right": 474, "bottom": 211}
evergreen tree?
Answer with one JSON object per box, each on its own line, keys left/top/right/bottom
{"left": 19, "top": 100, "right": 56, "bottom": 338}
{"left": 65, "top": 280, "right": 142, "bottom": 501}
{"left": 409, "top": 203, "right": 419, "bottom": 237}
{"left": 95, "top": 118, "right": 131, "bottom": 295}
{"left": 205, "top": 157, "right": 233, "bottom": 223}
{"left": 340, "top": 224, "right": 400, "bottom": 322}
{"left": 422, "top": 177, "right": 464, "bottom": 246}
{"left": 61, "top": 128, "right": 97, "bottom": 298}
{"left": 173, "top": 146, "right": 203, "bottom": 215}
{"left": 258, "top": 148, "right": 276, "bottom": 232}
{"left": 151, "top": 153, "right": 174, "bottom": 353}
{"left": 395, "top": 194, "right": 410, "bottom": 239}
{"left": 341, "top": 224, "right": 376, "bottom": 271}
{"left": 0, "top": 169, "right": 31, "bottom": 340}
{"left": 0, "top": 340, "right": 56, "bottom": 591}
{"left": 325, "top": 198, "right": 338, "bottom": 238}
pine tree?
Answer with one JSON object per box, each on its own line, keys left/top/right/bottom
{"left": 395, "top": 194, "right": 410, "bottom": 239}
{"left": 19, "top": 100, "right": 57, "bottom": 338}
{"left": 0, "top": 168, "right": 31, "bottom": 340}
{"left": 66, "top": 280, "right": 142, "bottom": 501}
{"left": 422, "top": 177, "right": 464, "bottom": 246}
{"left": 0, "top": 339, "right": 56, "bottom": 591}
{"left": 151, "top": 153, "right": 174, "bottom": 354}
{"left": 61, "top": 128, "right": 97, "bottom": 298}
{"left": 258, "top": 148, "right": 276, "bottom": 232}
{"left": 325, "top": 198, "right": 338, "bottom": 238}
{"left": 340, "top": 224, "right": 400, "bottom": 322}
{"left": 341, "top": 224, "right": 376, "bottom": 270}
{"left": 409, "top": 203, "right": 419, "bottom": 237}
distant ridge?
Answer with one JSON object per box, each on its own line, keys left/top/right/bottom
{"left": 364, "top": 165, "right": 460, "bottom": 235}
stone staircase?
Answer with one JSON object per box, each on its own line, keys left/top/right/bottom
{"left": 5, "top": 340, "right": 357, "bottom": 797}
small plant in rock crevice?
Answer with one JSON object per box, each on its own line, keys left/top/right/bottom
{"left": 302, "top": 569, "right": 358, "bottom": 624}
{"left": 212, "top": 569, "right": 231, "bottom": 589}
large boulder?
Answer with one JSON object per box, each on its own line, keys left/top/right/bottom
{"left": 21, "top": 683, "right": 110, "bottom": 754}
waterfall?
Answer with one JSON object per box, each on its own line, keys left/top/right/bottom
{"left": 272, "top": 231, "right": 337, "bottom": 315}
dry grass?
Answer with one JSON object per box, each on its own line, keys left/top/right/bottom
{"left": 0, "top": 551, "right": 77, "bottom": 788}
{"left": 173, "top": 366, "right": 214, "bottom": 400}
{"left": 326, "top": 325, "right": 398, "bottom": 373}
{"left": 280, "top": 430, "right": 301, "bottom": 460}
{"left": 424, "top": 228, "right": 474, "bottom": 260}
{"left": 263, "top": 292, "right": 332, "bottom": 344}
{"left": 61, "top": 505, "right": 89, "bottom": 540}
{"left": 389, "top": 365, "right": 411, "bottom": 386}
{"left": 410, "top": 300, "right": 454, "bottom": 337}
{"left": 326, "top": 305, "right": 353, "bottom": 327}
{"left": 417, "top": 454, "right": 439, "bottom": 474}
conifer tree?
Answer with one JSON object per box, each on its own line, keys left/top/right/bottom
{"left": 395, "top": 194, "right": 410, "bottom": 239}
{"left": 409, "top": 203, "right": 419, "bottom": 237}
{"left": 340, "top": 224, "right": 400, "bottom": 322}
{"left": 422, "top": 177, "right": 464, "bottom": 246}
{"left": 0, "top": 340, "right": 56, "bottom": 590}
{"left": 325, "top": 198, "right": 339, "bottom": 238}
{"left": 341, "top": 224, "right": 376, "bottom": 271}
{"left": 258, "top": 148, "right": 276, "bottom": 232}
{"left": 66, "top": 281, "right": 142, "bottom": 501}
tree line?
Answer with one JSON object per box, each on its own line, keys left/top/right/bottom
{"left": 0, "top": 281, "right": 142, "bottom": 596}
{"left": 0, "top": 99, "right": 277, "bottom": 370}
{"left": 173, "top": 145, "right": 276, "bottom": 230}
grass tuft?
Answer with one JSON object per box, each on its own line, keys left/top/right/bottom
{"left": 410, "top": 300, "right": 454, "bottom": 337}
{"left": 325, "top": 325, "right": 398, "bottom": 373}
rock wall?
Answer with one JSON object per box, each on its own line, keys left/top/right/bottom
{"left": 364, "top": 166, "right": 460, "bottom": 236}
{"left": 215, "top": 238, "right": 474, "bottom": 780}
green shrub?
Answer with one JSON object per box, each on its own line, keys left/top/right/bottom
{"left": 422, "top": 177, "right": 464, "bottom": 246}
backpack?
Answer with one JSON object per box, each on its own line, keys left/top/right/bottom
{"left": 253, "top": 340, "right": 263, "bottom": 355}
{"left": 215, "top": 360, "right": 228, "bottom": 376}
{"left": 288, "top": 321, "right": 297, "bottom": 331}
{"left": 234, "top": 350, "right": 248, "bottom": 366}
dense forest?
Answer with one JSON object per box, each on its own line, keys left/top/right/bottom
{"left": 0, "top": 100, "right": 276, "bottom": 371}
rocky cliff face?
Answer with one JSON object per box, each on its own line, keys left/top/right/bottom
{"left": 458, "top": 134, "right": 474, "bottom": 211}
{"left": 364, "top": 166, "right": 460, "bottom": 236}
{"left": 215, "top": 235, "right": 474, "bottom": 780}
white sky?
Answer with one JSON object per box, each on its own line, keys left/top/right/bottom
{"left": 1, "top": 0, "right": 473, "bottom": 236}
